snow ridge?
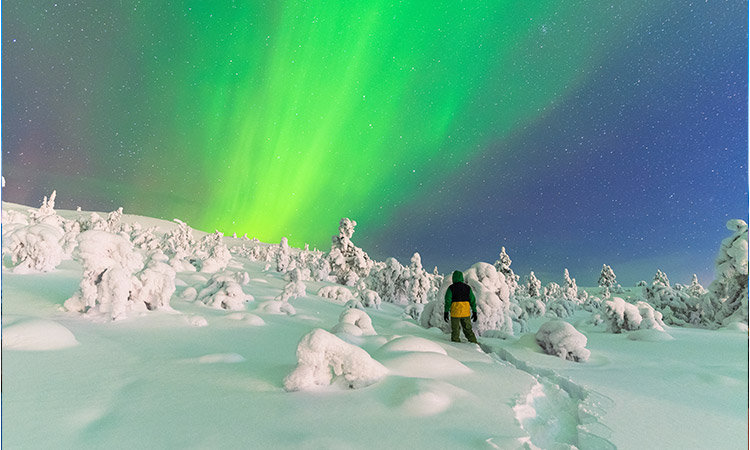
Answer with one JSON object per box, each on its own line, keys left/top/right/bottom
{"left": 481, "top": 344, "right": 615, "bottom": 450}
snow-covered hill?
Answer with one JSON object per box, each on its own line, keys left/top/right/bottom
{"left": 2, "top": 199, "right": 747, "bottom": 449}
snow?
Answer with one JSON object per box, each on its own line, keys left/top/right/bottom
{"left": 1, "top": 200, "right": 747, "bottom": 450}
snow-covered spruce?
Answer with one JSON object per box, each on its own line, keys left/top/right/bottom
{"left": 327, "top": 218, "right": 374, "bottom": 286}
{"left": 317, "top": 285, "right": 355, "bottom": 303}
{"left": 494, "top": 246, "right": 520, "bottom": 295}
{"left": 283, "top": 328, "right": 387, "bottom": 391}
{"left": 535, "top": 320, "right": 590, "bottom": 362}
{"left": 194, "top": 272, "right": 254, "bottom": 310}
{"left": 709, "top": 219, "right": 749, "bottom": 326}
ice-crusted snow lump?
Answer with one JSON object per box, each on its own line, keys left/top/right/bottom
{"left": 535, "top": 320, "right": 590, "bottom": 363}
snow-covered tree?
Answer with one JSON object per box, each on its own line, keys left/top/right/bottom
{"left": 404, "top": 253, "right": 433, "bottom": 305}
{"left": 131, "top": 250, "right": 177, "bottom": 311}
{"left": 421, "top": 262, "right": 513, "bottom": 336}
{"left": 3, "top": 223, "right": 65, "bottom": 273}
{"left": 194, "top": 272, "right": 254, "bottom": 310}
{"left": 598, "top": 264, "right": 617, "bottom": 288}
{"left": 687, "top": 274, "right": 708, "bottom": 297}
{"left": 709, "top": 219, "right": 749, "bottom": 326}
{"left": 198, "top": 231, "right": 232, "bottom": 273}
{"left": 494, "top": 247, "right": 520, "bottom": 294}
{"left": 64, "top": 231, "right": 146, "bottom": 320}
{"left": 28, "top": 191, "right": 63, "bottom": 227}
{"left": 276, "top": 237, "right": 292, "bottom": 273}
{"left": 275, "top": 268, "right": 307, "bottom": 302}
{"left": 652, "top": 269, "right": 670, "bottom": 288}
{"left": 370, "top": 257, "right": 410, "bottom": 305}
{"left": 562, "top": 269, "right": 579, "bottom": 303}
{"left": 327, "top": 218, "right": 374, "bottom": 286}
{"left": 526, "top": 271, "right": 542, "bottom": 298}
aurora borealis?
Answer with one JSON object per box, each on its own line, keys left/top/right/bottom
{"left": 3, "top": 1, "right": 747, "bottom": 285}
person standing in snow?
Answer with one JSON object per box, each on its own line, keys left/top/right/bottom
{"left": 444, "top": 270, "right": 478, "bottom": 344}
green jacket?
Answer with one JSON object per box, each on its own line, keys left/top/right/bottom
{"left": 444, "top": 271, "right": 477, "bottom": 318}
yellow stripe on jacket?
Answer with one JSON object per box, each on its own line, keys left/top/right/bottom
{"left": 450, "top": 301, "right": 471, "bottom": 318}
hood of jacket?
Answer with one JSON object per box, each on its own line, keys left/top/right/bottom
{"left": 452, "top": 270, "right": 464, "bottom": 283}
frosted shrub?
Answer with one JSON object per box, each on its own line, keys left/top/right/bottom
{"left": 4, "top": 223, "right": 65, "bottom": 273}
{"left": 317, "top": 285, "right": 355, "bottom": 303}
{"left": 195, "top": 273, "right": 253, "bottom": 310}
{"left": 283, "top": 328, "right": 387, "bottom": 391}
{"left": 404, "top": 303, "right": 424, "bottom": 321}
{"left": 356, "top": 283, "right": 382, "bottom": 309}
{"left": 331, "top": 309, "right": 377, "bottom": 336}
{"left": 276, "top": 269, "right": 307, "bottom": 302}
{"left": 636, "top": 301, "right": 666, "bottom": 331}
{"left": 64, "top": 231, "right": 145, "bottom": 320}
{"left": 603, "top": 297, "right": 642, "bottom": 333}
{"left": 131, "top": 250, "right": 177, "bottom": 311}
{"left": 198, "top": 231, "right": 231, "bottom": 273}
{"left": 535, "top": 320, "right": 590, "bottom": 362}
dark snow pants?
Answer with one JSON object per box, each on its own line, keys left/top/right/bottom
{"left": 450, "top": 317, "right": 477, "bottom": 343}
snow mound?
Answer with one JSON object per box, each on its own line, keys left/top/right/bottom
{"left": 185, "top": 315, "right": 208, "bottom": 327}
{"left": 330, "top": 308, "right": 376, "bottom": 336}
{"left": 380, "top": 352, "right": 472, "bottom": 379}
{"left": 256, "top": 300, "right": 296, "bottom": 316}
{"left": 284, "top": 328, "right": 387, "bottom": 391}
{"left": 226, "top": 313, "right": 266, "bottom": 326}
{"left": 376, "top": 336, "right": 448, "bottom": 356}
{"left": 2, "top": 319, "right": 79, "bottom": 351}
{"left": 398, "top": 379, "right": 462, "bottom": 417}
{"left": 627, "top": 329, "right": 674, "bottom": 342}
{"left": 535, "top": 320, "right": 590, "bottom": 362}
{"left": 197, "top": 353, "right": 246, "bottom": 364}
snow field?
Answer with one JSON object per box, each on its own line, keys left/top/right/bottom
{"left": 2, "top": 201, "right": 747, "bottom": 450}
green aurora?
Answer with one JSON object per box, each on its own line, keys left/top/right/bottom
{"left": 7, "top": 1, "right": 651, "bottom": 247}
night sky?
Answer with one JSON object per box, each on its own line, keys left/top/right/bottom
{"left": 3, "top": 1, "right": 747, "bottom": 286}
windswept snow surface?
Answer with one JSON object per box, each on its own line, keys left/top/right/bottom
{"left": 2, "top": 201, "right": 748, "bottom": 449}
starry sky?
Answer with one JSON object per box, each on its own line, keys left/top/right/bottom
{"left": 3, "top": 1, "right": 747, "bottom": 286}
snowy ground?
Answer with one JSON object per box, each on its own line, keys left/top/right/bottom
{"left": 2, "top": 203, "right": 748, "bottom": 449}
